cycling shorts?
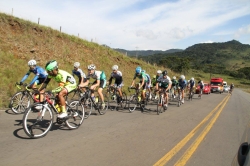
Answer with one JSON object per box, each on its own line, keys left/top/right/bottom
{"left": 93, "top": 80, "right": 107, "bottom": 89}
{"left": 34, "top": 77, "right": 47, "bottom": 85}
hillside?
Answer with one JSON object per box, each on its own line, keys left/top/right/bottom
{"left": 0, "top": 12, "right": 171, "bottom": 108}
{"left": 113, "top": 48, "right": 183, "bottom": 57}
{"left": 139, "top": 40, "right": 250, "bottom": 76}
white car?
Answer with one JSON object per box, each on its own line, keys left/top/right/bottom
{"left": 223, "top": 85, "right": 230, "bottom": 92}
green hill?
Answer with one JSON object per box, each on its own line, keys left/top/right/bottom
{"left": 139, "top": 40, "right": 250, "bottom": 77}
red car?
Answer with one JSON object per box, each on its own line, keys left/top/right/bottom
{"left": 195, "top": 83, "right": 211, "bottom": 94}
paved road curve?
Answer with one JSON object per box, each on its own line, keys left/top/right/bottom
{"left": 0, "top": 89, "right": 249, "bottom": 166}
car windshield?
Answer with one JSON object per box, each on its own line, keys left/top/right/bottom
{"left": 211, "top": 82, "right": 221, "bottom": 86}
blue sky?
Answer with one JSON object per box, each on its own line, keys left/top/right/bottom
{"left": 0, "top": 0, "right": 249, "bottom": 50}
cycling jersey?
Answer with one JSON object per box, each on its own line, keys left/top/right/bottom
{"left": 171, "top": 79, "right": 178, "bottom": 87}
{"left": 133, "top": 72, "right": 148, "bottom": 82}
{"left": 157, "top": 75, "right": 172, "bottom": 88}
{"left": 72, "top": 68, "right": 87, "bottom": 83}
{"left": 189, "top": 80, "right": 195, "bottom": 88}
{"left": 109, "top": 70, "right": 123, "bottom": 85}
{"left": 87, "top": 70, "right": 106, "bottom": 80}
{"left": 152, "top": 78, "right": 157, "bottom": 86}
{"left": 178, "top": 79, "right": 187, "bottom": 90}
{"left": 20, "top": 66, "right": 48, "bottom": 85}
{"left": 41, "top": 69, "right": 76, "bottom": 93}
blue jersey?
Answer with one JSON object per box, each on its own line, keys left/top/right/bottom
{"left": 21, "top": 66, "right": 48, "bottom": 85}
{"left": 72, "top": 68, "right": 86, "bottom": 79}
{"left": 178, "top": 79, "right": 187, "bottom": 89}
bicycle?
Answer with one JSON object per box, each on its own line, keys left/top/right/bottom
{"left": 106, "top": 85, "right": 127, "bottom": 111}
{"left": 128, "top": 87, "right": 147, "bottom": 113}
{"left": 177, "top": 87, "right": 182, "bottom": 107}
{"left": 188, "top": 87, "right": 194, "bottom": 101}
{"left": 22, "top": 92, "right": 85, "bottom": 139}
{"left": 156, "top": 89, "right": 168, "bottom": 115}
{"left": 80, "top": 86, "right": 109, "bottom": 118}
{"left": 9, "top": 82, "right": 40, "bottom": 114}
{"left": 198, "top": 89, "right": 203, "bottom": 99}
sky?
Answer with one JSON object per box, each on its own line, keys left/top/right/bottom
{"left": 0, "top": 0, "right": 250, "bottom": 50}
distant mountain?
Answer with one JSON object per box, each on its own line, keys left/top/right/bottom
{"left": 138, "top": 40, "right": 250, "bottom": 77}
{"left": 113, "top": 48, "right": 183, "bottom": 57}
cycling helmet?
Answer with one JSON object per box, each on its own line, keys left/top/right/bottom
{"left": 173, "top": 76, "right": 176, "bottom": 79}
{"left": 157, "top": 70, "right": 162, "bottom": 74}
{"left": 88, "top": 64, "right": 96, "bottom": 70}
{"left": 162, "top": 70, "right": 168, "bottom": 76}
{"left": 142, "top": 70, "right": 145, "bottom": 73}
{"left": 45, "top": 60, "right": 58, "bottom": 71}
{"left": 191, "top": 77, "right": 194, "bottom": 81}
{"left": 74, "top": 62, "right": 80, "bottom": 68}
{"left": 28, "top": 59, "right": 36, "bottom": 66}
{"left": 180, "top": 75, "right": 185, "bottom": 80}
{"left": 112, "top": 65, "right": 118, "bottom": 70}
{"left": 135, "top": 66, "right": 141, "bottom": 74}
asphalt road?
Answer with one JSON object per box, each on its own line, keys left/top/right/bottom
{"left": 0, "top": 89, "right": 249, "bottom": 166}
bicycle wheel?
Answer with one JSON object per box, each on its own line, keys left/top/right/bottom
{"left": 10, "top": 91, "right": 32, "bottom": 114}
{"left": 107, "top": 91, "right": 117, "bottom": 111}
{"left": 128, "top": 95, "right": 137, "bottom": 112}
{"left": 65, "top": 100, "right": 85, "bottom": 129}
{"left": 116, "top": 92, "right": 127, "bottom": 111}
{"left": 97, "top": 94, "right": 109, "bottom": 115}
{"left": 178, "top": 95, "right": 181, "bottom": 107}
{"left": 156, "top": 95, "right": 163, "bottom": 115}
{"left": 22, "top": 103, "right": 54, "bottom": 138}
{"left": 82, "top": 98, "right": 92, "bottom": 119}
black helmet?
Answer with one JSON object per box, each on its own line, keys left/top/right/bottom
{"left": 162, "top": 70, "right": 168, "bottom": 76}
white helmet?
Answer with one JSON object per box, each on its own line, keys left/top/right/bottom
{"left": 173, "top": 76, "right": 176, "bottom": 79}
{"left": 28, "top": 59, "right": 36, "bottom": 66}
{"left": 201, "top": 81, "right": 203, "bottom": 84}
{"left": 157, "top": 70, "right": 162, "bottom": 74}
{"left": 191, "top": 77, "right": 194, "bottom": 81}
{"left": 112, "top": 65, "right": 118, "bottom": 70}
{"left": 180, "top": 75, "right": 185, "bottom": 80}
{"left": 88, "top": 64, "right": 96, "bottom": 70}
{"left": 74, "top": 62, "right": 80, "bottom": 68}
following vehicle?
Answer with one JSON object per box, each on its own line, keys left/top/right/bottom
{"left": 210, "top": 77, "right": 224, "bottom": 94}
{"left": 195, "top": 83, "right": 211, "bottom": 94}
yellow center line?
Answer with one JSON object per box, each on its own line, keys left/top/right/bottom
{"left": 174, "top": 95, "right": 230, "bottom": 166}
{"left": 153, "top": 95, "right": 230, "bottom": 166}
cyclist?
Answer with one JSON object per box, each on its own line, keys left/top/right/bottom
{"left": 80, "top": 64, "right": 106, "bottom": 109}
{"left": 178, "top": 75, "right": 187, "bottom": 104}
{"left": 72, "top": 62, "right": 87, "bottom": 87}
{"left": 142, "top": 69, "right": 152, "bottom": 100}
{"left": 108, "top": 65, "right": 123, "bottom": 103}
{"left": 198, "top": 80, "right": 204, "bottom": 97}
{"left": 38, "top": 60, "right": 77, "bottom": 118}
{"left": 230, "top": 83, "right": 234, "bottom": 94}
{"left": 130, "top": 66, "right": 148, "bottom": 103}
{"left": 18, "top": 59, "right": 48, "bottom": 102}
{"left": 155, "top": 70, "right": 172, "bottom": 108}
{"left": 154, "top": 70, "right": 162, "bottom": 99}
{"left": 171, "top": 76, "right": 178, "bottom": 98}
{"left": 188, "top": 77, "right": 195, "bottom": 98}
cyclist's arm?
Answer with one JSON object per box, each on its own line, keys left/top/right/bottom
{"left": 29, "top": 75, "right": 39, "bottom": 86}
{"left": 20, "top": 71, "right": 30, "bottom": 83}
{"left": 139, "top": 77, "right": 145, "bottom": 89}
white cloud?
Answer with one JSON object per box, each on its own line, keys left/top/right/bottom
{"left": 0, "top": 0, "right": 250, "bottom": 50}
{"left": 234, "top": 24, "right": 250, "bottom": 38}
{"left": 200, "top": 40, "right": 214, "bottom": 44}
